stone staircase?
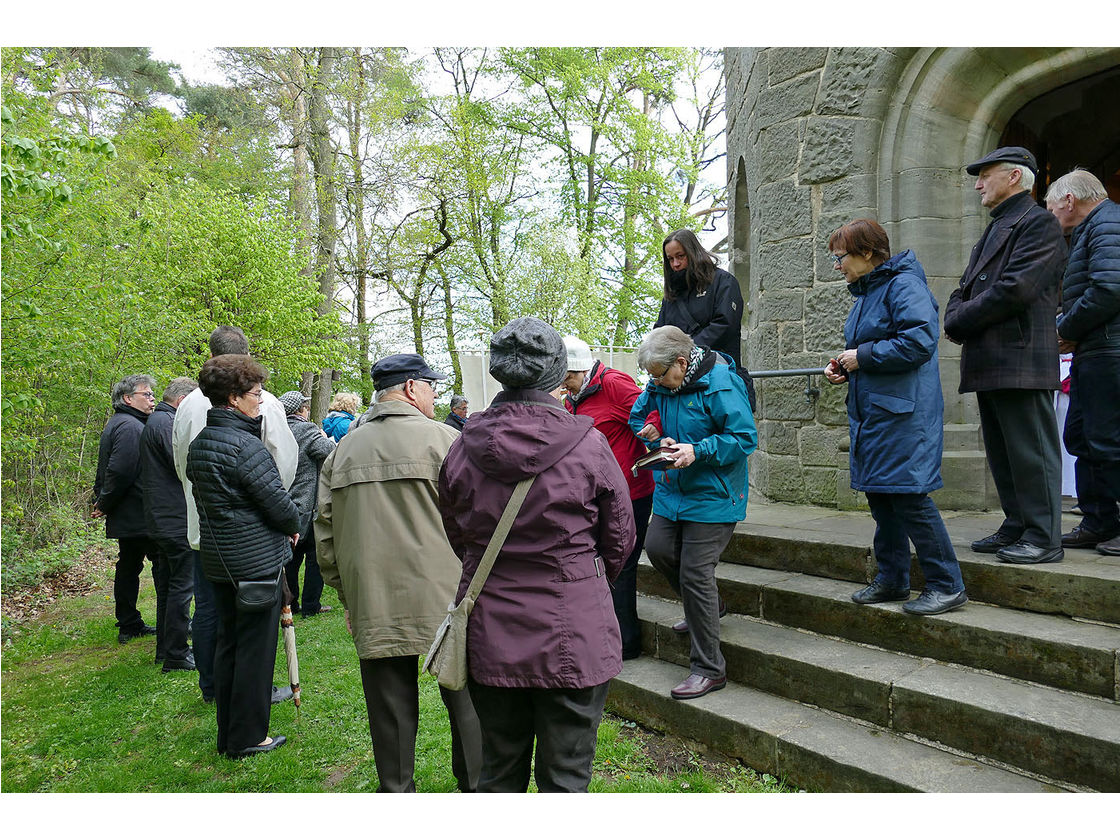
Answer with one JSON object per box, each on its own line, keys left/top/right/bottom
{"left": 606, "top": 503, "right": 1120, "bottom": 792}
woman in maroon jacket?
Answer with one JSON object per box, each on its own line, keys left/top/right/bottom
{"left": 439, "top": 317, "right": 636, "bottom": 793}
{"left": 562, "top": 335, "right": 655, "bottom": 660}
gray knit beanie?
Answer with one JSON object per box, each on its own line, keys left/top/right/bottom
{"left": 489, "top": 317, "right": 568, "bottom": 392}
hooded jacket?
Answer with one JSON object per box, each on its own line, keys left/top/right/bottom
{"left": 186, "top": 408, "right": 300, "bottom": 583}
{"left": 842, "top": 250, "right": 945, "bottom": 494}
{"left": 322, "top": 410, "right": 355, "bottom": 442}
{"left": 93, "top": 404, "right": 150, "bottom": 539}
{"left": 628, "top": 351, "right": 756, "bottom": 523}
{"left": 564, "top": 360, "right": 656, "bottom": 501}
{"left": 438, "top": 389, "right": 636, "bottom": 689}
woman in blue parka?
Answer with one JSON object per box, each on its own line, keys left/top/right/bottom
{"left": 630, "top": 326, "right": 757, "bottom": 700}
{"left": 825, "top": 219, "right": 966, "bottom": 616}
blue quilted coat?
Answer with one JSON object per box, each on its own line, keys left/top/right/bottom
{"left": 843, "top": 250, "right": 944, "bottom": 494}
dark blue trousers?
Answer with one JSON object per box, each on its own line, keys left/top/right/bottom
{"left": 1064, "top": 352, "right": 1120, "bottom": 535}
{"left": 192, "top": 550, "right": 218, "bottom": 701}
{"left": 866, "top": 492, "right": 964, "bottom": 595}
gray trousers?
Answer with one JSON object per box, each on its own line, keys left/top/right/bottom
{"left": 359, "top": 655, "right": 482, "bottom": 793}
{"left": 977, "top": 389, "right": 1062, "bottom": 548}
{"left": 645, "top": 515, "right": 734, "bottom": 680}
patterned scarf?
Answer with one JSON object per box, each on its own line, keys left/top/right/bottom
{"left": 670, "top": 346, "right": 706, "bottom": 394}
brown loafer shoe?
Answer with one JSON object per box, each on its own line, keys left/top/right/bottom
{"left": 1098, "top": 535, "right": 1120, "bottom": 556}
{"left": 670, "top": 674, "right": 727, "bottom": 700}
{"left": 671, "top": 598, "right": 727, "bottom": 634}
{"left": 1061, "top": 525, "right": 1117, "bottom": 548}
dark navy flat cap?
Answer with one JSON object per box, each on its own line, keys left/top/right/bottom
{"left": 966, "top": 146, "right": 1039, "bottom": 176}
{"left": 370, "top": 353, "right": 447, "bottom": 390}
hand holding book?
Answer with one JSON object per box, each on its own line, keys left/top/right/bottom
{"left": 631, "top": 438, "right": 696, "bottom": 476}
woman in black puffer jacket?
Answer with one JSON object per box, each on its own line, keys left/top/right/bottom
{"left": 186, "top": 354, "right": 300, "bottom": 758}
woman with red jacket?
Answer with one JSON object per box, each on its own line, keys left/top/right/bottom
{"left": 562, "top": 335, "right": 655, "bottom": 660}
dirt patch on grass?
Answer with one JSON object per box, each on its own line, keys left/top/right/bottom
{"left": 2, "top": 542, "right": 115, "bottom": 630}
{"left": 601, "top": 713, "right": 747, "bottom": 780}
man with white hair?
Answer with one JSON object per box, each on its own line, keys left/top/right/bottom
{"left": 944, "top": 146, "right": 1068, "bottom": 564}
{"left": 1045, "top": 168, "right": 1120, "bottom": 555}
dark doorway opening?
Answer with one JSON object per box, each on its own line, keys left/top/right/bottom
{"left": 1000, "top": 65, "right": 1120, "bottom": 202}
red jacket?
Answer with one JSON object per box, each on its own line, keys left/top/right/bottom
{"left": 565, "top": 362, "right": 656, "bottom": 501}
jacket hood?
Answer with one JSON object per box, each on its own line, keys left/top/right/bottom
{"left": 459, "top": 388, "right": 594, "bottom": 482}
{"left": 849, "top": 249, "right": 924, "bottom": 297}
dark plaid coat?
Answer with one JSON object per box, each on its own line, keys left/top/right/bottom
{"left": 944, "top": 190, "right": 1067, "bottom": 392}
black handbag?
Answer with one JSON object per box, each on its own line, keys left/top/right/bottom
{"left": 204, "top": 516, "right": 283, "bottom": 613}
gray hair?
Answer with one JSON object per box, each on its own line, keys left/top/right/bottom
{"left": 1001, "top": 162, "right": 1035, "bottom": 192}
{"left": 449, "top": 394, "right": 468, "bottom": 411}
{"left": 111, "top": 374, "right": 157, "bottom": 409}
{"left": 375, "top": 383, "right": 406, "bottom": 402}
{"left": 162, "top": 377, "right": 198, "bottom": 403}
{"left": 209, "top": 325, "right": 249, "bottom": 356}
{"left": 637, "top": 326, "right": 696, "bottom": 371}
{"left": 1045, "top": 168, "right": 1107, "bottom": 204}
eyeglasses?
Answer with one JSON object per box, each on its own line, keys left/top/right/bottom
{"left": 831, "top": 252, "right": 849, "bottom": 267}
{"left": 415, "top": 379, "right": 437, "bottom": 389}
{"left": 244, "top": 389, "right": 264, "bottom": 401}
{"left": 131, "top": 391, "right": 155, "bottom": 399}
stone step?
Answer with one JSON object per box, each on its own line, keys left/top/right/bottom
{"left": 637, "top": 560, "right": 1120, "bottom": 699}
{"left": 636, "top": 594, "right": 1120, "bottom": 790}
{"left": 719, "top": 524, "right": 1120, "bottom": 624}
{"left": 606, "top": 656, "right": 1062, "bottom": 792}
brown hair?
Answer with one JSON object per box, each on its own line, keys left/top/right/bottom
{"left": 828, "top": 219, "right": 891, "bottom": 266}
{"left": 198, "top": 354, "right": 268, "bottom": 406}
{"left": 662, "top": 228, "right": 718, "bottom": 300}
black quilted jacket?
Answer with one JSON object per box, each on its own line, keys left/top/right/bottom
{"left": 1058, "top": 199, "right": 1120, "bottom": 355}
{"left": 186, "top": 407, "right": 300, "bottom": 583}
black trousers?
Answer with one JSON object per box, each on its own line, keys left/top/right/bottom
{"left": 613, "top": 493, "right": 653, "bottom": 659}
{"left": 358, "top": 655, "right": 481, "bottom": 793}
{"left": 467, "top": 679, "right": 609, "bottom": 793}
{"left": 212, "top": 577, "right": 282, "bottom": 755}
{"left": 1064, "top": 352, "right": 1120, "bottom": 535}
{"left": 284, "top": 526, "right": 325, "bottom": 616}
{"left": 114, "top": 536, "right": 158, "bottom": 631}
{"left": 977, "top": 389, "right": 1062, "bottom": 549}
{"left": 153, "top": 536, "right": 195, "bottom": 662}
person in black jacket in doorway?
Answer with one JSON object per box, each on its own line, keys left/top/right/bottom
{"left": 139, "top": 376, "right": 199, "bottom": 671}
{"left": 93, "top": 374, "right": 160, "bottom": 644}
{"left": 186, "top": 355, "right": 300, "bottom": 758}
{"left": 656, "top": 229, "right": 755, "bottom": 410}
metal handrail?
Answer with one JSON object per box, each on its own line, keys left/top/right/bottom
{"left": 745, "top": 367, "right": 827, "bottom": 403}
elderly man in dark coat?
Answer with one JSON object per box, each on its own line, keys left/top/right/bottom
{"left": 944, "top": 146, "right": 1068, "bottom": 564}
{"left": 139, "top": 376, "right": 199, "bottom": 670}
{"left": 1046, "top": 168, "right": 1120, "bottom": 556}
{"left": 93, "top": 374, "right": 160, "bottom": 643}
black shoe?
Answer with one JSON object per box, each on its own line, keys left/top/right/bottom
{"left": 162, "top": 653, "right": 197, "bottom": 672}
{"left": 1098, "top": 535, "right": 1120, "bottom": 556}
{"left": 621, "top": 648, "right": 642, "bottom": 661}
{"left": 227, "top": 734, "right": 286, "bottom": 759}
{"left": 902, "top": 589, "right": 968, "bottom": 615}
{"left": 671, "top": 598, "right": 727, "bottom": 634}
{"left": 118, "top": 623, "right": 157, "bottom": 644}
{"left": 996, "top": 542, "right": 1064, "bottom": 564}
{"left": 970, "top": 532, "right": 1018, "bottom": 554}
{"left": 271, "top": 685, "right": 294, "bottom": 704}
{"left": 1061, "top": 524, "right": 1118, "bottom": 548}
{"left": 851, "top": 581, "right": 910, "bottom": 604}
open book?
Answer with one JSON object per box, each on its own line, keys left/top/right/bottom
{"left": 631, "top": 446, "right": 677, "bottom": 476}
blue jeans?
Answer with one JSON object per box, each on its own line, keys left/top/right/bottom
{"left": 866, "top": 493, "right": 964, "bottom": 595}
{"left": 192, "top": 550, "right": 218, "bottom": 701}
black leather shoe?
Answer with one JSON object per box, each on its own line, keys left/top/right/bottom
{"left": 118, "top": 623, "right": 157, "bottom": 644}
{"left": 671, "top": 598, "right": 727, "bottom": 634}
{"left": 162, "top": 653, "right": 196, "bottom": 672}
{"left": 1061, "top": 525, "right": 1117, "bottom": 548}
{"left": 970, "top": 532, "right": 1018, "bottom": 554}
{"left": 996, "top": 542, "right": 1064, "bottom": 564}
{"left": 902, "top": 589, "right": 968, "bottom": 615}
{"left": 227, "top": 734, "right": 286, "bottom": 759}
{"left": 851, "top": 581, "right": 910, "bottom": 604}
{"left": 670, "top": 674, "right": 727, "bottom": 700}
{"left": 1098, "top": 535, "right": 1120, "bottom": 556}
{"left": 271, "top": 685, "right": 294, "bottom": 704}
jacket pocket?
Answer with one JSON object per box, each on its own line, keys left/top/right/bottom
{"left": 558, "top": 553, "right": 603, "bottom": 582}
{"left": 868, "top": 392, "right": 916, "bottom": 415}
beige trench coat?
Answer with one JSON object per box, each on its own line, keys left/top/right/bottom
{"left": 315, "top": 400, "right": 461, "bottom": 660}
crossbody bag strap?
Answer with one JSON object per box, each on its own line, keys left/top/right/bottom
{"left": 462, "top": 475, "right": 535, "bottom": 604}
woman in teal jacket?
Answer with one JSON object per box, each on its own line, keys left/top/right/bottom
{"left": 825, "top": 219, "right": 966, "bottom": 616}
{"left": 629, "top": 326, "right": 756, "bottom": 701}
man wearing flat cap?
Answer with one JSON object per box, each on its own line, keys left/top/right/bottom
{"left": 315, "top": 353, "right": 481, "bottom": 792}
{"left": 945, "top": 146, "right": 1068, "bottom": 564}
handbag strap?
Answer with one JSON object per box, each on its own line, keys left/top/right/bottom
{"left": 462, "top": 475, "right": 535, "bottom": 603}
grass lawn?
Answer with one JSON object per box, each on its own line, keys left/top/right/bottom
{"left": 0, "top": 538, "right": 793, "bottom": 794}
